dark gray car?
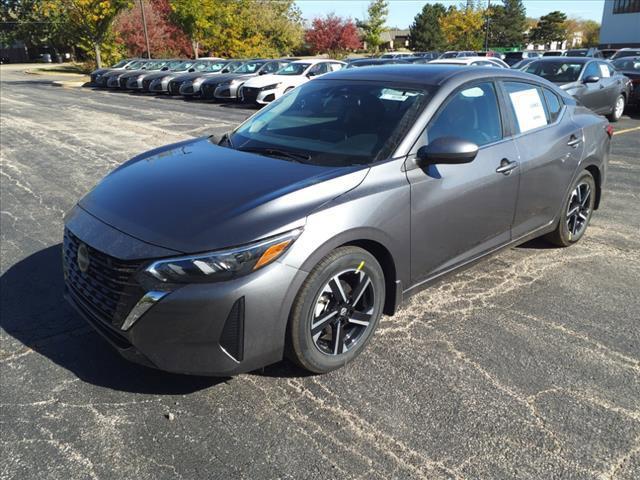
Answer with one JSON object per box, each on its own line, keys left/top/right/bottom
{"left": 197, "top": 59, "right": 289, "bottom": 100}
{"left": 523, "top": 57, "right": 629, "bottom": 121}
{"left": 63, "top": 66, "right": 611, "bottom": 376}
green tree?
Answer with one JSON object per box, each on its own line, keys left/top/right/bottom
{"left": 487, "top": 0, "right": 526, "bottom": 48}
{"left": 408, "top": 3, "right": 446, "bottom": 51}
{"left": 42, "top": 0, "right": 132, "bottom": 67}
{"left": 357, "top": 0, "right": 388, "bottom": 53}
{"left": 581, "top": 19, "right": 600, "bottom": 47}
{"left": 439, "top": 4, "right": 485, "bottom": 50}
{"left": 529, "top": 10, "right": 567, "bottom": 48}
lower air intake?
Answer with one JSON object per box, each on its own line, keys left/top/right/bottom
{"left": 220, "top": 297, "right": 244, "bottom": 362}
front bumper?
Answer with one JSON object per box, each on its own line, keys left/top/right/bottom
{"left": 214, "top": 83, "right": 242, "bottom": 100}
{"left": 149, "top": 78, "right": 170, "bottom": 93}
{"left": 63, "top": 207, "right": 306, "bottom": 376}
{"left": 239, "top": 86, "right": 281, "bottom": 105}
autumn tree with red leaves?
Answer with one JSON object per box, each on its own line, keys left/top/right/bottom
{"left": 305, "top": 14, "right": 361, "bottom": 58}
{"left": 115, "top": 0, "right": 191, "bottom": 58}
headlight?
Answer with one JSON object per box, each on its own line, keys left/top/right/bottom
{"left": 145, "top": 228, "right": 302, "bottom": 283}
{"left": 230, "top": 78, "right": 243, "bottom": 85}
{"left": 261, "top": 83, "right": 281, "bottom": 91}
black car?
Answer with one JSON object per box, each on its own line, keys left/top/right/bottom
{"left": 503, "top": 51, "right": 541, "bottom": 67}
{"left": 523, "top": 57, "right": 630, "bottom": 121}
{"left": 564, "top": 48, "right": 604, "bottom": 58}
{"left": 612, "top": 56, "right": 640, "bottom": 107}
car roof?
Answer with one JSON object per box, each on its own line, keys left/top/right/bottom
{"left": 529, "top": 57, "right": 593, "bottom": 64}
{"left": 321, "top": 64, "right": 553, "bottom": 87}
{"left": 290, "top": 58, "right": 343, "bottom": 65}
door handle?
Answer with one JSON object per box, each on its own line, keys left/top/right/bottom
{"left": 567, "top": 135, "right": 582, "bottom": 147}
{"left": 496, "top": 158, "right": 518, "bottom": 175}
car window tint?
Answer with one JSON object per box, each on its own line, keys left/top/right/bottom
{"left": 504, "top": 82, "right": 549, "bottom": 133}
{"left": 426, "top": 82, "right": 502, "bottom": 147}
{"left": 583, "top": 62, "right": 600, "bottom": 78}
{"left": 543, "top": 88, "right": 562, "bottom": 123}
{"left": 264, "top": 62, "right": 279, "bottom": 73}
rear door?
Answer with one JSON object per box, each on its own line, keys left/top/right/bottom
{"left": 500, "top": 81, "right": 584, "bottom": 237}
{"left": 406, "top": 81, "right": 520, "bottom": 282}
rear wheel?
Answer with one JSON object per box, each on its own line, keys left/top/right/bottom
{"left": 608, "top": 94, "right": 625, "bottom": 122}
{"left": 288, "top": 247, "right": 385, "bottom": 373}
{"left": 545, "top": 171, "right": 596, "bottom": 247}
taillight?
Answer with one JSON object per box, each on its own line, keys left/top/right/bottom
{"left": 606, "top": 124, "right": 614, "bottom": 138}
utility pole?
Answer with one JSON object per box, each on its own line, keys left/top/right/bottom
{"left": 484, "top": 0, "right": 491, "bottom": 52}
{"left": 139, "top": 0, "right": 151, "bottom": 59}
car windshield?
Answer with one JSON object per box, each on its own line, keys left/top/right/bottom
{"left": 126, "top": 61, "right": 145, "bottom": 69}
{"left": 566, "top": 50, "right": 588, "bottom": 56}
{"left": 276, "top": 63, "right": 311, "bottom": 75}
{"left": 234, "top": 61, "right": 265, "bottom": 74}
{"left": 229, "top": 80, "right": 434, "bottom": 166}
{"left": 524, "top": 61, "right": 584, "bottom": 82}
{"left": 613, "top": 50, "right": 640, "bottom": 59}
{"left": 111, "top": 59, "right": 129, "bottom": 68}
{"left": 167, "top": 60, "right": 190, "bottom": 70}
{"left": 195, "top": 61, "right": 228, "bottom": 72}
{"left": 146, "top": 61, "right": 167, "bottom": 71}
{"left": 612, "top": 58, "right": 640, "bottom": 71}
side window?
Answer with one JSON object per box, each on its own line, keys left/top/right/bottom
{"left": 329, "top": 62, "right": 344, "bottom": 72}
{"left": 583, "top": 62, "right": 600, "bottom": 79}
{"left": 542, "top": 88, "right": 563, "bottom": 123}
{"left": 308, "top": 63, "right": 326, "bottom": 76}
{"left": 263, "top": 62, "right": 278, "bottom": 73}
{"left": 504, "top": 82, "right": 549, "bottom": 133}
{"left": 426, "top": 82, "right": 502, "bottom": 147}
{"left": 471, "top": 61, "right": 495, "bottom": 67}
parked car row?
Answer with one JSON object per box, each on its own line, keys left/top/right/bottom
{"left": 90, "top": 57, "right": 347, "bottom": 106}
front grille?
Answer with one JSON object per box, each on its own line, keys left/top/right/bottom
{"left": 201, "top": 84, "right": 214, "bottom": 99}
{"left": 63, "top": 229, "right": 145, "bottom": 330}
{"left": 168, "top": 81, "right": 182, "bottom": 95}
{"left": 142, "top": 78, "right": 153, "bottom": 90}
{"left": 241, "top": 87, "right": 259, "bottom": 103}
{"left": 119, "top": 76, "right": 129, "bottom": 88}
{"left": 182, "top": 84, "right": 194, "bottom": 94}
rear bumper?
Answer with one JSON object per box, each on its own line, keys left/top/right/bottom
{"left": 63, "top": 208, "right": 307, "bottom": 376}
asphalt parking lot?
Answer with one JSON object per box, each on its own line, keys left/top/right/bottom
{"left": 1, "top": 64, "right": 639, "bottom": 479}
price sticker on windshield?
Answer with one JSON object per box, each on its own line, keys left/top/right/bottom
{"left": 509, "top": 88, "right": 547, "bottom": 133}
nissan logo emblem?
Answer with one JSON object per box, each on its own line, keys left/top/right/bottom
{"left": 77, "top": 243, "right": 90, "bottom": 273}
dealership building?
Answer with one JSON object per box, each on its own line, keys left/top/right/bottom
{"left": 600, "top": 0, "right": 640, "bottom": 48}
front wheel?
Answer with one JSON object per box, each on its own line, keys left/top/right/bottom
{"left": 545, "top": 171, "right": 596, "bottom": 247}
{"left": 288, "top": 246, "right": 385, "bottom": 373}
{"left": 607, "top": 94, "right": 625, "bottom": 122}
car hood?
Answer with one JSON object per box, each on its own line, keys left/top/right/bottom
{"left": 201, "top": 72, "right": 249, "bottom": 85}
{"left": 243, "top": 73, "right": 297, "bottom": 88}
{"left": 173, "top": 72, "right": 222, "bottom": 82}
{"left": 557, "top": 81, "right": 582, "bottom": 90}
{"left": 79, "top": 137, "right": 368, "bottom": 253}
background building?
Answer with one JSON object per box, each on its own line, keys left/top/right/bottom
{"left": 600, "top": 0, "right": 640, "bottom": 48}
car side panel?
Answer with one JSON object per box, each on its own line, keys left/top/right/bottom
{"left": 510, "top": 109, "right": 585, "bottom": 238}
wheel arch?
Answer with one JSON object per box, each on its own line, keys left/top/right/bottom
{"left": 584, "top": 164, "right": 602, "bottom": 210}
{"left": 295, "top": 230, "right": 403, "bottom": 317}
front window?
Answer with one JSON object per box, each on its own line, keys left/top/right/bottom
{"left": 234, "top": 62, "right": 265, "bottom": 74}
{"left": 229, "top": 80, "right": 434, "bottom": 166}
{"left": 566, "top": 50, "right": 588, "bottom": 57}
{"left": 126, "top": 61, "right": 145, "bottom": 69}
{"left": 167, "top": 60, "right": 191, "bottom": 70}
{"left": 524, "top": 61, "right": 585, "bottom": 83}
{"left": 426, "top": 82, "right": 502, "bottom": 146}
{"left": 276, "top": 63, "right": 311, "bottom": 76}
{"left": 111, "top": 59, "right": 129, "bottom": 68}
{"left": 197, "top": 61, "right": 229, "bottom": 72}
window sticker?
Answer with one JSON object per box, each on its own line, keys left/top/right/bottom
{"left": 461, "top": 87, "right": 485, "bottom": 98}
{"left": 509, "top": 88, "right": 547, "bottom": 133}
{"left": 599, "top": 64, "right": 611, "bottom": 78}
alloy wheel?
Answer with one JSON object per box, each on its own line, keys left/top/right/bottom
{"left": 310, "top": 268, "right": 375, "bottom": 356}
{"left": 615, "top": 96, "right": 625, "bottom": 119}
{"left": 566, "top": 182, "right": 592, "bottom": 238}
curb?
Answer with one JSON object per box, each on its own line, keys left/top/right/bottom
{"left": 52, "top": 80, "right": 90, "bottom": 88}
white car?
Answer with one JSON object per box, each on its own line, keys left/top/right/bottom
{"left": 239, "top": 59, "right": 345, "bottom": 105}
{"left": 429, "top": 57, "right": 510, "bottom": 68}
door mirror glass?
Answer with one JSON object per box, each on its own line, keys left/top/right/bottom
{"left": 583, "top": 75, "right": 600, "bottom": 83}
{"left": 188, "top": 68, "right": 195, "bottom": 72}
{"left": 416, "top": 137, "right": 478, "bottom": 166}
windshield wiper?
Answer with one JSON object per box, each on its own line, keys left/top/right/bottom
{"left": 238, "top": 146, "right": 311, "bottom": 163}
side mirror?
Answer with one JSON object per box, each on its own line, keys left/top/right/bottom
{"left": 306, "top": 72, "right": 317, "bottom": 78}
{"left": 416, "top": 137, "right": 478, "bottom": 167}
{"left": 583, "top": 75, "right": 600, "bottom": 83}
{"left": 188, "top": 68, "right": 195, "bottom": 72}
{"left": 161, "top": 66, "right": 169, "bottom": 71}
{"left": 259, "top": 69, "right": 267, "bottom": 75}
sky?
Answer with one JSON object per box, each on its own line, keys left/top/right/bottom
{"left": 294, "top": 0, "right": 606, "bottom": 28}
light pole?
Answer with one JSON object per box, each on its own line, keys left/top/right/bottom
{"left": 484, "top": 0, "right": 491, "bottom": 52}
{"left": 139, "top": 0, "right": 151, "bottom": 59}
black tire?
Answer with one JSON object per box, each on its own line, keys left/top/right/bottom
{"left": 288, "top": 246, "right": 385, "bottom": 373}
{"left": 607, "top": 94, "right": 625, "bottom": 122}
{"left": 545, "top": 171, "right": 596, "bottom": 247}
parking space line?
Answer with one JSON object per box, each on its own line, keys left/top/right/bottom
{"left": 613, "top": 126, "right": 640, "bottom": 136}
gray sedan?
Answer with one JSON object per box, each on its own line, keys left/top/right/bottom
{"left": 167, "top": 60, "right": 244, "bottom": 95}
{"left": 523, "top": 57, "right": 630, "bottom": 121}
{"left": 64, "top": 65, "right": 611, "bottom": 375}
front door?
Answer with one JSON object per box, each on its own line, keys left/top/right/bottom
{"left": 406, "top": 81, "right": 520, "bottom": 284}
